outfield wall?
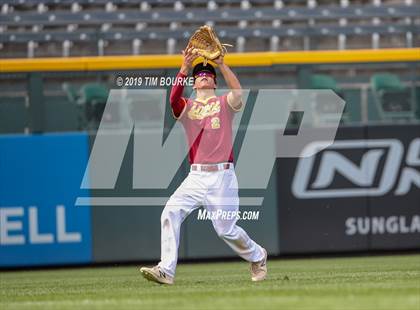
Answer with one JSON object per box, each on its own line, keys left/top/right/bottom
{"left": 0, "top": 125, "right": 419, "bottom": 268}
{"left": 276, "top": 124, "right": 420, "bottom": 253}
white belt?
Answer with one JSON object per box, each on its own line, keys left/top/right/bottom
{"left": 190, "top": 162, "right": 234, "bottom": 172}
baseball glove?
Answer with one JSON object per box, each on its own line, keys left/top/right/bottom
{"left": 187, "top": 25, "right": 233, "bottom": 66}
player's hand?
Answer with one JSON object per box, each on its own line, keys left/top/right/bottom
{"left": 181, "top": 47, "right": 197, "bottom": 74}
{"left": 213, "top": 55, "right": 224, "bottom": 65}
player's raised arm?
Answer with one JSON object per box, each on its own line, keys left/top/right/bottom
{"left": 214, "top": 56, "right": 243, "bottom": 111}
{"left": 169, "top": 48, "right": 197, "bottom": 119}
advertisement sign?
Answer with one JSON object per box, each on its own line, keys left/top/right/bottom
{"left": 277, "top": 125, "right": 420, "bottom": 253}
{"left": 367, "top": 125, "right": 420, "bottom": 250}
{"left": 0, "top": 133, "right": 92, "bottom": 267}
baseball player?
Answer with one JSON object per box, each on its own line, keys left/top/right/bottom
{"left": 140, "top": 47, "right": 267, "bottom": 285}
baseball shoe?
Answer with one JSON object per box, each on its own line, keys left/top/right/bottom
{"left": 140, "top": 265, "right": 174, "bottom": 285}
{"left": 250, "top": 248, "right": 267, "bottom": 282}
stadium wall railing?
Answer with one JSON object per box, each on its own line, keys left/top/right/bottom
{"left": 1, "top": 48, "right": 419, "bottom": 72}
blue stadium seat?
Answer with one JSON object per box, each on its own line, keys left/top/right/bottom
{"left": 0, "top": 1, "right": 418, "bottom": 57}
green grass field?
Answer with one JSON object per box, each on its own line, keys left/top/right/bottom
{"left": 1, "top": 254, "right": 419, "bottom": 310}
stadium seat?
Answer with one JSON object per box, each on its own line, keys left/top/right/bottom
{"left": 79, "top": 83, "right": 108, "bottom": 105}
{"left": 371, "top": 73, "right": 415, "bottom": 121}
{"left": 62, "top": 82, "right": 109, "bottom": 129}
{"left": 371, "top": 73, "right": 405, "bottom": 91}
{"left": 1, "top": 1, "right": 419, "bottom": 57}
{"left": 310, "top": 74, "right": 339, "bottom": 93}
{"left": 310, "top": 74, "right": 350, "bottom": 124}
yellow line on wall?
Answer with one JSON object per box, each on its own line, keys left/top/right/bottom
{"left": 1, "top": 48, "right": 419, "bottom": 73}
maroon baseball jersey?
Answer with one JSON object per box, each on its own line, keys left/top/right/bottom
{"left": 170, "top": 72, "right": 241, "bottom": 164}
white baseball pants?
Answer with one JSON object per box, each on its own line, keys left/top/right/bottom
{"left": 158, "top": 164, "right": 265, "bottom": 277}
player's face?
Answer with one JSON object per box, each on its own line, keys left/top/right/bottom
{"left": 194, "top": 72, "right": 216, "bottom": 89}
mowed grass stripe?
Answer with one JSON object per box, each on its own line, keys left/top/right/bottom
{"left": 1, "top": 254, "right": 419, "bottom": 310}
